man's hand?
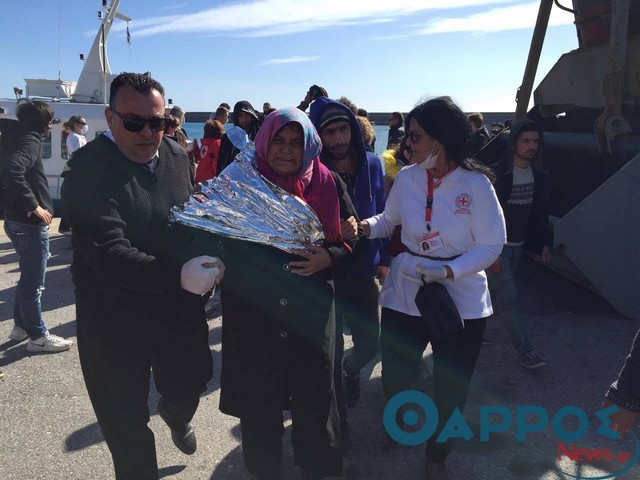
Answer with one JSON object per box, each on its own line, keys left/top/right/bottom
{"left": 27, "top": 206, "right": 52, "bottom": 225}
{"left": 488, "top": 256, "right": 503, "bottom": 274}
{"left": 289, "top": 246, "right": 333, "bottom": 276}
{"left": 377, "top": 266, "right": 389, "bottom": 284}
{"left": 181, "top": 256, "right": 224, "bottom": 295}
{"left": 601, "top": 399, "right": 640, "bottom": 436}
{"left": 341, "top": 216, "right": 358, "bottom": 240}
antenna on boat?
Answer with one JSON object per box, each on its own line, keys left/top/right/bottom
{"left": 58, "top": 2, "right": 62, "bottom": 81}
{"left": 71, "top": 0, "right": 132, "bottom": 104}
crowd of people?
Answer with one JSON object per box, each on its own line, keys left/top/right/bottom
{"left": 1, "top": 72, "right": 638, "bottom": 480}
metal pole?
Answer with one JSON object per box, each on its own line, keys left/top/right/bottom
{"left": 514, "top": 0, "right": 553, "bottom": 121}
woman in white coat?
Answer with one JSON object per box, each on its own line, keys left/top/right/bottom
{"left": 362, "top": 96, "right": 506, "bottom": 480}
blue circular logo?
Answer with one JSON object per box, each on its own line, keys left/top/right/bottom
{"left": 383, "top": 390, "right": 439, "bottom": 446}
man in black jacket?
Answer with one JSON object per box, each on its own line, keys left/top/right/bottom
{"left": 386, "top": 111, "right": 405, "bottom": 149}
{"left": 62, "top": 73, "right": 223, "bottom": 480}
{"left": 215, "top": 100, "right": 260, "bottom": 176}
{"left": 1, "top": 101, "right": 73, "bottom": 353}
{"left": 486, "top": 119, "right": 550, "bottom": 370}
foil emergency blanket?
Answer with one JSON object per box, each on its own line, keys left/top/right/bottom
{"left": 170, "top": 136, "right": 325, "bottom": 253}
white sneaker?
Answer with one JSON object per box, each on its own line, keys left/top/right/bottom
{"left": 9, "top": 326, "right": 28, "bottom": 342}
{"left": 27, "top": 332, "right": 73, "bottom": 353}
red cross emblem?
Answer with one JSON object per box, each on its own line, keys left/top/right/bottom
{"left": 455, "top": 193, "right": 471, "bottom": 210}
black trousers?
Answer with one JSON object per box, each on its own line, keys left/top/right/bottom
{"left": 76, "top": 293, "right": 213, "bottom": 480}
{"left": 335, "top": 275, "right": 381, "bottom": 372}
{"left": 380, "top": 307, "right": 485, "bottom": 462}
{"left": 238, "top": 329, "right": 342, "bottom": 480}
{"left": 334, "top": 276, "right": 380, "bottom": 423}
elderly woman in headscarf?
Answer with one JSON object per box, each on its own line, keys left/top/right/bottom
{"left": 218, "top": 107, "right": 357, "bottom": 480}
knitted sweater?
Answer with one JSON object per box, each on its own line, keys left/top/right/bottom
{"left": 606, "top": 330, "right": 640, "bottom": 413}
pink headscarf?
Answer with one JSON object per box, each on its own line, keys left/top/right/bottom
{"left": 255, "top": 108, "right": 343, "bottom": 243}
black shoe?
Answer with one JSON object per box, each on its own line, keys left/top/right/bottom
{"left": 520, "top": 350, "right": 547, "bottom": 369}
{"left": 342, "top": 355, "right": 360, "bottom": 408}
{"left": 158, "top": 399, "right": 197, "bottom": 455}
{"left": 340, "top": 419, "right": 352, "bottom": 454}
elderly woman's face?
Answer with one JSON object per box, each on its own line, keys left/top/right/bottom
{"left": 266, "top": 123, "right": 304, "bottom": 177}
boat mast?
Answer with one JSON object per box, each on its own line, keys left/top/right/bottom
{"left": 72, "top": 0, "right": 131, "bottom": 104}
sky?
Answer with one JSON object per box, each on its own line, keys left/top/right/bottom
{"left": 0, "top": 0, "right": 580, "bottom": 114}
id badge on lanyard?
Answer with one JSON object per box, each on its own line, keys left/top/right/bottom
{"left": 420, "top": 170, "right": 448, "bottom": 253}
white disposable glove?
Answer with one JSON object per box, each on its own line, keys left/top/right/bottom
{"left": 416, "top": 265, "right": 447, "bottom": 284}
{"left": 181, "top": 256, "right": 225, "bottom": 295}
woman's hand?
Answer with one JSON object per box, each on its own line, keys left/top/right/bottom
{"left": 361, "top": 220, "right": 371, "bottom": 238}
{"left": 289, "top": 246, "right": 333, "bottom": 276}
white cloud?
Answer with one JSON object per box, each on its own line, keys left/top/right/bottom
{"left": 259, "top": 55, "right": 321, "bottom": 65}
{"left": 118, "top": 0, "right": 517, "bottom": 38}
{"left": 160, "top": 3, "right": 188, "bottom": 11}
{"left": 417, "top": 1, "right": 574, "bottom": 35}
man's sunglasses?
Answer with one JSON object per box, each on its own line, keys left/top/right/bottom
{"left": 110, "top": 107, "right": 166, "bottom": 132}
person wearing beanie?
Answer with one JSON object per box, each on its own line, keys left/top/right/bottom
{"left": 215, "top": 100, "right": 260, "bottom": 175}
{"left": 309, "top": 98, "right": 389, "bottom": 453}
{"left": 484, "top": 119, "right": 550, "bottom": 370}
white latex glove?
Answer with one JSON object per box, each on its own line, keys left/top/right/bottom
{"left": 416, "top": 265, "right": 447, "bottom": 284}
{"left": 181, "top": 256, "right": 225, "bottom": 295}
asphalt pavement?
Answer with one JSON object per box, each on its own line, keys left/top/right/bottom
{"left": 1, "top": 219, "right": 639, "bottom": 480}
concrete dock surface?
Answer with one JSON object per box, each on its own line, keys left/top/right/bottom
{"left": 1, "top": 219, "right": 639, "bottom": 480}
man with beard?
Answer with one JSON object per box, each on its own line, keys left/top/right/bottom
{"left": 215, "top": 100, "right": 260, "bottom": 175}
{"left": 486, "top": 119, "right": 550, "bottom": 370}
{"left": 309, "top": 98, "right": 389, "bottom": 452}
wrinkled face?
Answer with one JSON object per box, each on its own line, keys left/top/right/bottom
{"left": 514, "top": 131, "right": 540, "bottom": 162}
{"left": 266, "top": 123, "right": 304, "bottom": 177}
{"left": 236, "top": 111, "right": 254, "bottom": 132}
{"left": 405, "top": 118, "right": 438, "bottom": 165}
{"left": 320, "top": 120, "right": 351, "bottom": 161}
{"left": 105, "top": 86, "right": 165, "bottom": 164}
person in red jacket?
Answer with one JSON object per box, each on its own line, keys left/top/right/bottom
{"left": 194, "top": 119, "right": 225, "bottom": 182}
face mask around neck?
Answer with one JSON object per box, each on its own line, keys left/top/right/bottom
{"left": 419, "top": 143, "right": 441, "bottom": 170}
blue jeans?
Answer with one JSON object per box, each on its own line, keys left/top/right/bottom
{"left": 486, "top": 245, "right": 533, "bottom": 355}
{"left": 4, "top": 220, "right": 49, "bottom": 339}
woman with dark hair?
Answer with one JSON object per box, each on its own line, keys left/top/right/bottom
{"left": 361, "top": 96, "right": 506, "bottom": 479}
{"left": 194, "top": 119, "right": 225, "bottom": 182}
{"left": 218, "top": 107, "right": 357, "bottom": 480}
{"left": 66, "top": 115, "right": 88, "bottom": 156}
